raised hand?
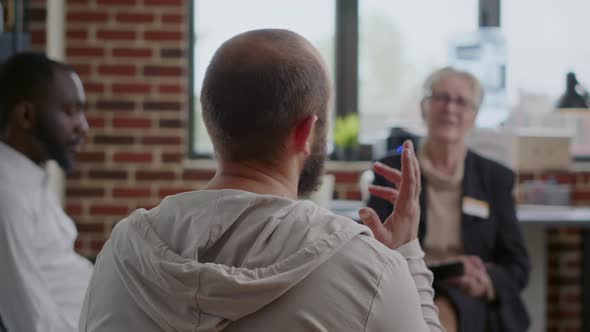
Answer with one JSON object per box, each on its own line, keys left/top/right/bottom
{"left": 358, "top": 140, "right": 421, "bottom": 249}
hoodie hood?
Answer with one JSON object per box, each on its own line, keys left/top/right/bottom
{"left": 108, "top": 189, "right": 370, "bottom": 331}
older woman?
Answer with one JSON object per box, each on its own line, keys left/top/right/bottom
{"left": 366, "top": 67, "right": 530, "bottom": 332}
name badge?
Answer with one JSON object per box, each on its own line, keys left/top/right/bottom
{"left": 462, "top": 196, "right": 489, "bottom": 219}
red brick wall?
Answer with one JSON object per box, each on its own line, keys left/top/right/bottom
{"left": 62, "top": 0, "right": 217, "bottom": 256}
{"left": 29, "top": 0, "right": 47, "bottom": 51}
{"left": 518, "top": 172, "right": 585, "bottom": 332}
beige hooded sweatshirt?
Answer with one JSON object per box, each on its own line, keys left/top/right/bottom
{"left": 79, "top": 190, "right": 442, "bottom": 332}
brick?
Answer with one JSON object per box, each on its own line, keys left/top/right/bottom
{"left": 116, "top": 13, "right": 154, "bottom": 23}
{"left": 86, "top": 116, "right": 106, "bottom": 128}
{"left": 162, "top": 13, "right": 184, "bottom": 23}
{"left": 548, "top": 275, "right": 579, "bottom": 286}
{"left": 548, "top": 242, "right": 581, "bottom": 251}
{"left": 88, "top": 170, "right": 128, "bottom": 180}
{"left": 143, "top": 101, "right": 181, "bottom": 111}
{"left": 72, "top": 64, "right": 91, "bottom": 75}
{"left": 67, "top": 11, "right": 109, "bottom": 22}
{"left": 94, "top": 135, "right": 135, "bottom": 145}
{"left": 76, "top": 223, "right": 105, "bottom": 233}
{"left": 97, "top": 0, "right": 136, "bottom": 5}
{"left": 113, "top": 117, "right": 152, "bottom": 129}
{"left": 98, "top": 65, "right": 136, "bottom": 76}
{"left": 144, "top": 0, "right": 183, "bottom": 5}
{"left": 96, "top": 100, "right": 135, "bottom": 111}
{"left": 31, "top": 30, "right": 46, "bottom": 44}
{"left": 571, "top": 190, "right": 590, "bottom": 201}
{"left": 112, "top": 48, "right": 153, "bottom": 58}
{"left": 144, "top": 31, "right": 183, "bottom": 42}
{"left": 566, "top": 257, "right": 581, "bottom": 268}
{"left": 67, "top": 29, "right": 88, "bottom": 40}
{"left": 66, "top": 204, "right": 83, "bottom": 216}
{"left": 90, "top": 240, "right": 107, "bottom": 252}
{"left": 84, "top": 82, "right": 104, "bottom": 93}
{"left": 159, "top": 84, "right": 184, "bottom": 94}
{"left": 547, "top": 310, "right": 579, "bottom": 320}
{"left": 160, "top": 48, "right": 184, "bottom": 58}
{"left": 159, "top": 188, "right": 193, "bottom": 198}
{"left": 159, "top": 119, "right": 183, "bottom": 128}
{"left": 67, "top": 170, "right": 82, "bottom": 180}
{"left": 66, "top": 187, "right": 105, "bottom": 198}
{"left": 143, "top": 65, "right": 183, "bottom": 77}
{"left": 113, "top": 152, "right": 153, "bottom": 163}
{"left": 77, "top": 152, "right": 106, "bottom": 163}
{"left": 113, "top": 187, "right": 152, "bottom": 198}
{"left": 75, "top": 239, "right": 85, "bottom": 251}
{"left": 517, "top": 174, "right": 534, "bottom": 183}
{"left": 97, "top": 30, "right": 136, "bottom": 41}
{"left": 141, "top": 135, "right": 182, "bottom": 145}
{"left": 162, "top": 152, "right": 182, "bottom": 163}
{"left": 345, "top": 190, "right": 362, "bottom": 200}
{"left": 29, "top": 8, "right": 46, "bottom": 21}
{"left": 90, "top": 204, "right": 129, "bottom": 216}
{"left": 331, "top": 172, "right": 360, "bottom": 184}
{"left": 68, "top": 47, "right": 105, "bottom": 57}
{"left": 112, "top": 83, "right": 152, "bottom": 94}
{"left": 136, "top": 170, "right": 176, "bottom": 181}
{"left": 182, "top": 170, "right": 214, "bottom": 181}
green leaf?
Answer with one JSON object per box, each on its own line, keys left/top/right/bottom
{"left": 333, "top": 113, "right": 359, "bottom": 148}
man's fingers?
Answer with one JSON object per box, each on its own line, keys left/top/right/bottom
{"left": 368, "top": 185, "right": 399, "bottom": 203}
{"left": 359, "top": 208, "right": 386, "bottom": 240}
{"left": 410, "top": 141, "right": 421, "bottom": 200}
{"left": 372, "top": 162, "right": 402, "bottom": 187}
{"left": 400, "top": 141, "right": 416, "bottom": 200}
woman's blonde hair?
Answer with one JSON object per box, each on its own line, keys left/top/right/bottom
{"left": 422, "top": 66, "right": 484, "bottom": 110}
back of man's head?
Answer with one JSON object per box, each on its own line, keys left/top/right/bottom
{"left": 200, "top": 29, "right": 331, "bottom": 163}
{"left": 0, "top": 52, "right": 71, "bottom": 135}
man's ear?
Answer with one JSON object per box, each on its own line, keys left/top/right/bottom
{"left": 12, "top": 102, "right": 36, "bottom": 130}
{"left": 293, "top": 115, "right": 317, "bottom": 157}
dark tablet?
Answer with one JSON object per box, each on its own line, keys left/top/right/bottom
{"left": 428, "top": 261, "right": 464, "bottom": 282}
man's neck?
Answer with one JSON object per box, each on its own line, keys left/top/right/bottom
{"left": 1, "top": 135, "right": 43, "bottom": 167}
{"left": 423, "top": 138, "right": 466, "bottom": 176}
{"left": 204, "top": 159, "right": 300, "bottom": 199}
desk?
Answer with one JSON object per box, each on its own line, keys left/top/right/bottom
{"left": 330, "top": 201, "right": 590, "bottom": 332}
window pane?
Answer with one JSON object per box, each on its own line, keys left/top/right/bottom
{"left": 192, "top": 1, "right": 335, "bottom": 156}
{"left": 502, "top": 0, "right": 590, "bottom": 156}
{"left": 503, "top": 0, "right": 590, "bottom": 107}
{"left": 358, "top": 1, "right": 478, "bottom": 143}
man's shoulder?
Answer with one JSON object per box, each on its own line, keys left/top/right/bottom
{"left": 0, "top": 179, "right": 28, "bottom": 210}
{"left": 341, "top": 233, "right": 408, "bottom": 272}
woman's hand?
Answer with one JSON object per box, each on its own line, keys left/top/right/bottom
{"left": 358, "top": 140, "right": 421, "bottom": 249}
{"left": 446, "top": 255, "right": 493, "bottom": 299}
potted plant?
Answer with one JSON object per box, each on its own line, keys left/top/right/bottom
{"left": 333, "top": 113, "right": 360, "bottom": 161}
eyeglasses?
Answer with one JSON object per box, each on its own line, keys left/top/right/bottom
{"left": 425, "top": 91, "right": 477, "bottom": 111}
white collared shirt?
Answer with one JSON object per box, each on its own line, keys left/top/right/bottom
{"left": 0, "top": 142, "right": 93, "bottom": 332}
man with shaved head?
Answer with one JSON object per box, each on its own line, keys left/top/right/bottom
{"left": 80, "top": 29, "right": 442, "bottom": 331}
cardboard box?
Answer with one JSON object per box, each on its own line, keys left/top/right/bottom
{"left": 512, "top": 129, "right": 572, "bottom": 171}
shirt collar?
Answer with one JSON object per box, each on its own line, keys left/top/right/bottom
{"left": 0, "top": 141, "right": 48, "bottom": 188}
{"left": 418, "top": 143, "right": 465, "bottom": 189}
